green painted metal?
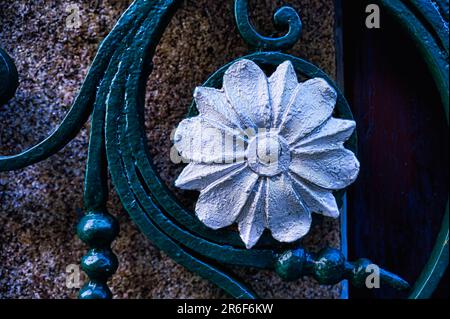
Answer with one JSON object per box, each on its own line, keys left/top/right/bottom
{"left": 408, "top": 207, "right": 449, "bottom": 298}
{"left": 234, "top": 0, "right": 302, "bottom": 51}
{"left": 275, "top": 248, "right": 409, "bottom": 290}
{"left": 99, "top": 0, "right": 408, "bottom": 296}
{"left": 409, "top": 0, "right": 449, "bottom": 54}
{"left": 0, "top": 1, "right": 152, "bottom": 171}
{"left": 1, "top": 0, "right": 447, "bottom": 299}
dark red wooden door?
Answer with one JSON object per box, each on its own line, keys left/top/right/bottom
{"left": 341, "top": 0, "right": 448, "bottom": 299}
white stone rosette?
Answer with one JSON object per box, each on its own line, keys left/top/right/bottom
{"left": 173, "top": 59, "right": 360, "bottom": 249}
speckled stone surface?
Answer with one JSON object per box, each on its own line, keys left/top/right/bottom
{"left": 0, "top": 0, "right": 341, "bottom": 298}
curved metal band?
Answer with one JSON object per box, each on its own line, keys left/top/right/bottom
{"left": 102, "top": 0, "right": 261, "bottom": 298}
{"left": 234, "top": 0, "right": 302, "bottom": 51}
{"left": 117, "top": 50, "right": 355, "bottom": 263}
{"left": 0, "top": 1, "right": 149, "bottom": 171}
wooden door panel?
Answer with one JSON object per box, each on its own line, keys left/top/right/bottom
{"left": 342, "top": 0, "right": 449, "bottom": 299}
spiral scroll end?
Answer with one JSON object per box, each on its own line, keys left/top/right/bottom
{"left": 235, "top": 0, "right": 302, "bottom": 51}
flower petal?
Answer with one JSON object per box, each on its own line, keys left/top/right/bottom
{"left": 194, "top": 86, "right": 244, "bottom": 132}
{"left": 238, "top": 178, "right": 266, "bottom": 249}
{"left": 223, "top": 59, "right": 271, "bottom": 129}
{"left": 175, "top": 162, "right": 245, "bottom": 191}
{"left": 279, "top": 78, "right": 337, "bottom": 145}
{"left": 289, "top": 173, "right": 340, "bottom": 218}
{"left": 195, "top": 166, "right": 259, "bottom": 229}
{"left": 290, "top": 148, "right": 360, "bottom": 190}
{"left": 174, "top": 116, "right": 245, "bottom": 164}
{"left": 269, "top": 61, "right": 299, "bottom": 128}
{"left": 293, "top": 117, "right": 356, "bottom": 154}
{"left": 266, "top": 174, "right": 312, "bottom": 242}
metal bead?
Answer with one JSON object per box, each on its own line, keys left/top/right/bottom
{"left": 350, "top": 258, "right": 373, "bottom": 288}
{"left": 81, "top": 248, "right": 118, "bottom": 281}
{"left": 313, "top": 248, "right": 345, "bottom": 285}
{"left": 275, "top": 248, "right": 306, "bottom": 281}
{"left": 79, "top": 281, "right": 112, "bottom": 299}
{"left": 77, "top": 212, "right": 119, "bottom": 247}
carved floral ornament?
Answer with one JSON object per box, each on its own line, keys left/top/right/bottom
{"left": 174, "top": 59, "right": 360, "bottom": 248}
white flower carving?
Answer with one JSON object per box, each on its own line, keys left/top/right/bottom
{"left": 173, "top": 59, "right": 360, "bottom": 249}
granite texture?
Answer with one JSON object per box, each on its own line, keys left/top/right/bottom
{"left": 0, "top": 0, "right": 340, "bottom": 298}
